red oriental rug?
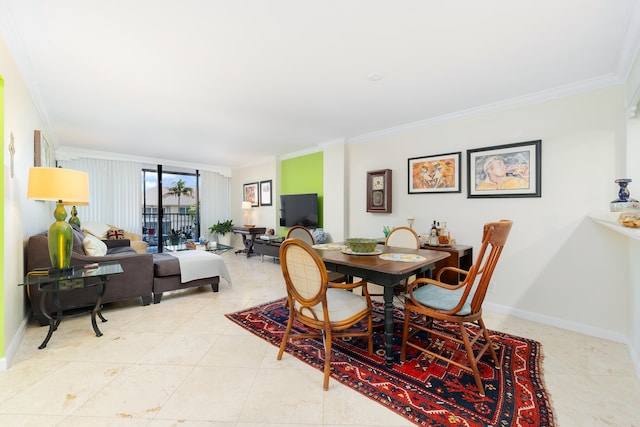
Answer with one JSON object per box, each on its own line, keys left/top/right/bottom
{"left": 225, "top": 298, "right": 554, "bottom": 426}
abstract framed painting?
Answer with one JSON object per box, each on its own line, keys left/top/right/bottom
{"left": 259, "top": 180, "right": 272, "bottom": 206}
{"left": 243, "top": 182, "right": 259, "bottom": 207}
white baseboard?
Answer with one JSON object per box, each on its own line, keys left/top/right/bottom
{"left": 0, "top": 316, "right": 29, "bottom": 371}
{"left": 484, "top": 301, "right": 640, "bottom": 380}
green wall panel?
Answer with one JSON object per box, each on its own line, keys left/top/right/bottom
{"left": 280, "top": 152, "right": 323, "bottom": 231}
{"left": 0, "top": 75, "right": 5, "bottom": 356}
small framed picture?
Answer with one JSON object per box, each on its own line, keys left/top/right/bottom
{"left": 408, "top": 152, "right": 461, "bottom": 194}
{"left": 467, "top": 140, "right": 541, "bottom": 198}
{"left": 259, "top": 180, "right": 272, "bottom": 206}
{"left": 243, "top": 182, "right": 259, "bottom": 207}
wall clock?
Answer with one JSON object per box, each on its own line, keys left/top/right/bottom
{"left": 366, "top": 169, "right": 392, "bottom": 213}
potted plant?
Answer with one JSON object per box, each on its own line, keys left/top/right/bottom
{"left": 209, "top": 219, "right": 234, "bottom": 246}
{"left": 167, "top": 229, "right": 184, "bottom": 245}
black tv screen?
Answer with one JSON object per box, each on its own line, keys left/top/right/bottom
{"left": 280, "top": 193, "right": 319, "bottom": 228}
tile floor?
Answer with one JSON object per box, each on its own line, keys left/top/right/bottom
{"left": 1, "top": 251, "right": 639, "bottom": 426}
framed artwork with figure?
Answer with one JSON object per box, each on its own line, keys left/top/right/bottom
{"left": 467, "top": 140, "right": 541, "bottom": 198}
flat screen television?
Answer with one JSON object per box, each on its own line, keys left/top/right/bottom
{"left": 279, "top": 193, "right": 319, "bottom": 228}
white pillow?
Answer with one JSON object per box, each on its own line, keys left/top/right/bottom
{"left": 83, "top": 234, "right": 108, "bottom": 256}
{"left": 82, "top": 221, "right": 111, "bottom": 238}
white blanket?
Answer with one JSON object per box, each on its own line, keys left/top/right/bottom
{"left": 167, "top": 250, "right": 232, "bottom": 286}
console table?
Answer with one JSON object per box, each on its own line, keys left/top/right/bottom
{"left": 20, "top": 261, "right": 123, "bottom": 349}
{"left": 232, "top": 226, "right": 267, "bottom": 257}
{"left": 253, "top": 236, "right": 285, "bottom": 262}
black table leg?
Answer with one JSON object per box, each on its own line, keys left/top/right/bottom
{"left": 91, "top": 279, "right": 108, "bottom": 337}
{"left": 38, "top": 291, "right": 58, "bottom": 349}
{"left": 383, "top": 285, "right": 395, "bottom": 367}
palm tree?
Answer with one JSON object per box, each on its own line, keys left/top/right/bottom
{"left": 163, "top": 179, "right": 194, "bottom": 210}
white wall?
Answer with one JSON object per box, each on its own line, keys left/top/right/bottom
{"left": 231, "top": 158, "right": 278, "bottom": 246}
{"left": 1, "top": 32, "right": 51, "bottom": 368}
{"left": 347, "top": 86, "right": 630, "bottom": 341}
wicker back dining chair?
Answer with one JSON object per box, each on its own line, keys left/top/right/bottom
{"left": 400, "top": 220, "right": 513, "bottom": 396}
{"left": 278, "top": 238, "right": 374, "bottom": 390}
{"left": 285, "top": 225, "right": 346, "bottom": 283}
{"left": 285, "top": 225, "right": 315, "bottom": 246}
{"left": 367, "top": 226, "right": 421, "bottom": 298}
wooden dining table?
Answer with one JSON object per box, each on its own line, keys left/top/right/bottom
{"left": 314, "top": 244, "right": 450, "bottom": 367}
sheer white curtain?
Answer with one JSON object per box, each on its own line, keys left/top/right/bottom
{"left": 58, "top": 158, "right": 143, "bottom": 233}
{"left": 200, "top": 170, "right": 230, "bottom": 239}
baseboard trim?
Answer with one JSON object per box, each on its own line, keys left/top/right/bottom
{"left": 0, "top": 315, "right": 29, "bottom": 371}
{"left": 484, "top": 301, "right": 640, "bottom": 380}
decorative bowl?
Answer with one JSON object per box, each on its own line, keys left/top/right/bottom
{"left": 345, "top": 238, "right": 378, "bottom": 253}
{"left": 618, "top": 211, "right": 640, "bottom": 228}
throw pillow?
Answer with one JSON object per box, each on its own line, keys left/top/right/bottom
{"left": 106, "top": 229, "right": 125, "bottom": 240}
{"left": 82, "top": 234, "right": 108, "bottom": 257}
{"left": 82, "top": 221, "right": 111, "bottom": 239}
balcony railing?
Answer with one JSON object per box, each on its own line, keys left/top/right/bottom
{"left": 142, "top": 212, "right": 200, "bottom": 249}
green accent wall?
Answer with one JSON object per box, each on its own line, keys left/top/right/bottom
{"left": 0, "top": 75, "right": 5, "bottom": 357}
{"left": 280, "top": 152, "right": 324, "bottom": 232}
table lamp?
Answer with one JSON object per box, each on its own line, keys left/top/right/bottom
{"left": 28, "top": 167, "right": 90, "bottom": 274}
{"left": 242, "top": 201, "right": 253, "bottom": 226}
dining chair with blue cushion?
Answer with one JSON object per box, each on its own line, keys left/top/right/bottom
{"left": 278, "top": 238, "right": 374, "bottom": 390}
{"left": 400, "top": 219, "right": 513, "bottom": 396}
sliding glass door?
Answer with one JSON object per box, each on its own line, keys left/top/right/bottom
{"left": 142, "top": 166, "right": 201, "bottom": 253}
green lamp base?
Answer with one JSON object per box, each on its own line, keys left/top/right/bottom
{"left": 48, "top": 202, "right": 73, "bottom": 271}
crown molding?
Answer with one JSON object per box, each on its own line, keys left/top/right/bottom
{"left": 56, "top": 146, "right": 232, "bottom": 177}
{"left": 348, "top": 74, "right": 624, "bottom": 144}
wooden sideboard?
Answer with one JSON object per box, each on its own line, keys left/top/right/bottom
{"left": 421, "top": 244, "right": 473, "bottom": 284}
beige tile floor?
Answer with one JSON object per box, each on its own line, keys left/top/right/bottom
{"left": 1, "top": 250, "right": 639, "bottom": 426}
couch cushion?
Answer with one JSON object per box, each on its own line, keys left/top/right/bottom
{"left": 152, "top": 253, "right": 181, "bottom": 277}
{"left": 106, "top": 228, "right": 126, "bottom": 240}
{"left": 106, "top": 246, "right": 137, "bottom": 255}
{"left": 71, "top": 224, "right": 86, "bottom": 254}
{"left": 83, "top": 234, "right": 108, "bottom": 256}
{"left": 82, "top": 221, "right": 110, "bottom": 238}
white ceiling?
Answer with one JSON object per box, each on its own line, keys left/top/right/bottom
{"left": 2, "top": 1, "right": 640, "bottom": 171}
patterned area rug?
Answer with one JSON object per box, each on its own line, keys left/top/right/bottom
{"left": 225, "top": 298, "right": 554, "bottom": 426}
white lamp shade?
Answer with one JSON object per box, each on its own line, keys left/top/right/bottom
{"left": 242, "top": 201, "right": 252, "bottom": 210}
{"left": 28, "top": 167, "right": 90, "bottom": 204}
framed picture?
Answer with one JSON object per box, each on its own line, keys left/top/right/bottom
{"left": 259, "top": 180, "right": 272, "bottom": 206}
{"left": 243, "top": 182, "right": 259, "bottom": 207}
{"left": 467, "top": 140, "right": 541, "bottom": 198}
{"left": 367, "top": 169, "right": 392, "bottom": 213}
{"left": 408, "top": 152, "right": 461, "bottom": 194}
{"left": 34, "top": 130, "right": 51, "bottom": 167}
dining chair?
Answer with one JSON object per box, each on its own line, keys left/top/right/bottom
{"left": 367, "top": 226, "right": 421, "bottom": 298}
{"left": 400, "top": 220, "right": 513, "bottom": 396}
{"left": 285, "top": 225, "right": 315, "bottom": 245}
{"left": 278, "top": 238, "right": 374, "bottom": 390}
{"left": 285, "top": 225, "right": 346, "bottom": 283}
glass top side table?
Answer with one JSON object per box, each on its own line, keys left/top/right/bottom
{"left": 20, "top": 261, "right": 124, "bottom": 349}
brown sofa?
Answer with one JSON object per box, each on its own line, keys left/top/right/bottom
{"left": 26, "top": 225, "right": 154, "bottom": 326}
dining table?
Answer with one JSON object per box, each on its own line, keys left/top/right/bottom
{"left": 314, "top": 243, "right": 450, "bottom": 367}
